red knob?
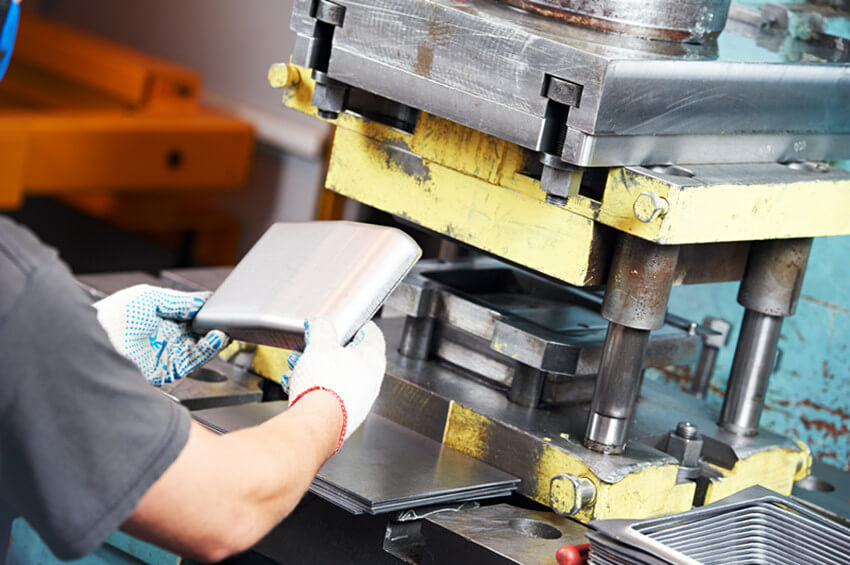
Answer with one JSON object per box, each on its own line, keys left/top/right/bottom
{"left": 555, "top": 543, "right": 590, "bottom": 565}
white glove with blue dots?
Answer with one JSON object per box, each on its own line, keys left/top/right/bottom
{"left": 93, "top": 284, "right": 230, "bottom": 386}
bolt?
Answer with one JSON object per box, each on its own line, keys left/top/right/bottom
{"left": 676, "top": 421, "right": 699, "bottom": 440}
{"left": 550, "top": 474, "right": 597, "bottom": 517}
{"left": 268, "top": 62, "right": 301, "bottom": 88}
{"left": 633, "top": 191, "right": 670, "bottom": 223}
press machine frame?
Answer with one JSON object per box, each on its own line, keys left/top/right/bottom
{"left": 267, "top": 0, "right": 850, "bottom": 524}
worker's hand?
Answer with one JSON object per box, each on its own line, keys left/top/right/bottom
{"left": 93, "top": 284, "right": 230, "bottom": 386}
{"left": 284, "top": 318, "right": 386, "bottom": 454}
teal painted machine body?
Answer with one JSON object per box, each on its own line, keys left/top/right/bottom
{"left": 649, "top": 234, "right": 850, "bottom": 470}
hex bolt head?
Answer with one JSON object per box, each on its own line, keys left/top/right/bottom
{"left": 666, "top": 422, "right": 704, "bottom": 471}
{"left": 550, "top": 474, "right": 597, "bottom": 516}
{"left": 633, "top": 191, "right": 670, "bottom": 223}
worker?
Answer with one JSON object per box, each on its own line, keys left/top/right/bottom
{"left": 0, "top": 216, "right": 386, "bottom": 562}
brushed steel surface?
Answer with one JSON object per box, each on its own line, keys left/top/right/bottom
{"left": 192, "top": 222, "right": 421, "bottom": 347}
{"left": 495, "top": 0, "right": 731, "bottom": 41}
{"left": 423, "top": 503, "right": 590, "bottom": 564}
{"left": 290, "top": 0, "right": 850, "bottom": 166}
{"left": 193, "top": 402, "right": 519, "bottom": 514}
{"left": 388, "top": 259, "right": 702, "bottom": 388}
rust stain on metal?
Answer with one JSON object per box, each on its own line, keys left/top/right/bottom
{"left": 799, "top": 416, "right": 849, "bottom": 440}
{"left": 427, "top": 20, "right": 452, "bottom": 46}
{"left": 763, "top": 404, "right": 793, "bottom": 417}
{"left": 414, "top": 45, "right": 434, "bottom": 78}
{"left": 655, "top": 365, "right": 692, "bottom": 390}
{"left": 801, "top": 294, "right": 850, "bottom": 313}
{"left": 823, "top": 360, "right": 835, "bottom": 381}
{"left": 797, "top": 398, "right": 850, "bottom": 420}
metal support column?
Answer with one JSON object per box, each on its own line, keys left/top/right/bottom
{"left": 584, "top": 234, "right": 680, "bottom": 454}
{"left": 719, "top": 238, "right": 812, "bottom": 436}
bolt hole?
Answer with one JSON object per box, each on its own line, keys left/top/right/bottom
{"left": 795, "top": 475, "right": 835, "bottom": 492}
{"left": 166, "top": 149, "right": 184, "bottom": 170}
{"left": 187, "top": 368, "right": 227, "bottom": 383}
{"left": 648, "top": 165, "right": 696, "bottom": 178}
{"left": 508, "top": 518, "right": 562, "bottom": 540}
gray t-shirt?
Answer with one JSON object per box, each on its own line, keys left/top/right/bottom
{"left": 0, "top": 217, "right": 191, "bottom": 560}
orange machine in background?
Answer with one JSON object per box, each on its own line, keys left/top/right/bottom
{"left": 0, "top": 14, "right": 254, "bottom": 265}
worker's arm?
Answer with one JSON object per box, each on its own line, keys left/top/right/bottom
{"left": 123, "top": 392, "right": 341, "bottom": 563}
{"left": 123, "top": 319, "right": 386, "bottom": 562}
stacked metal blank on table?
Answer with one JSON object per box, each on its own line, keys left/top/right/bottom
{"left": 587, "top": 486, "right": 850, "bottom": 564}
{"left": 193, "top": 402, "right": 519, "bottom": 515}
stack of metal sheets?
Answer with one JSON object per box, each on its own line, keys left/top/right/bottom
{"left": 587, "top": 486, "right": 850, "bottom": 564}
{"left": 193, "top": 402, "right": 519, "bottom": 515}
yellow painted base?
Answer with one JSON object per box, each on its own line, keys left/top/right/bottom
{"left": 703, "top": 446, "right": 809, "bottom": 504}
{"left": 442, "top": 402, "right": 696, "bottom": 521}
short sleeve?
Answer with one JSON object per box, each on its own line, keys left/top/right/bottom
{"left": 0, "top": 218, "right": 191, "bottom": 560}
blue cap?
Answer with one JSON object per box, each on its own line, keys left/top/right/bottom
{"left": 0, "top": 1, "right": 20, "bottom": 82}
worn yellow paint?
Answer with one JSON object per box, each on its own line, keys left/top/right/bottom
{"left": 594, "top": 466, "right": 696, "bottom": 521}
{"left": 281, "top": 64, "right": 321, "bottom": 119}
{"left": 268, "top": 62, "right": 301, "bottom": 89}
{"left": 533, "top": 441, "right": 695, "bottom": 521}
{"left": 587, "top": 168, "right": 850, "bottom": 244}
{"left": 703, "top": 447, "right": 806, "bottom": 504}
{"left": 442, "top": 402, "right": 492, "bottom": 460}
{"left": 283, "top": 64, "right": 850, "bottom": 248}
{"left": 443, "top": 403, "right": 694, "bottom": 521}
{"left": 218, "top": 340, "right": 242, "bottom": 362}
{"left": 326, "top": 127, "right": 606, "bottom": 285}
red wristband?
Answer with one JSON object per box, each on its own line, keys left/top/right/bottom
{"left": 289, "top": 386, "right": 348, "bottom": 455}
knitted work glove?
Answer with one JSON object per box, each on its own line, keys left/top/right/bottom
{"left": 94, "top": 284, "right": 229, "bottom": 386}
{"left": 284, "top": 318, "right": 386, "bottom": 454}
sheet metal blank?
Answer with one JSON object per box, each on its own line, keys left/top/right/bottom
{"left": 192, "top": 402, "right": 519, "bottom": 515}
{"left": 193, "top": 221, "right": 421, "bottom": 348}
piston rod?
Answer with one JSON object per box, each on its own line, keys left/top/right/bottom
{"left": 584, "top": 234, "right": 679, "bottom": 454}
{"left": 585, "top": 324, "right": 651, "bottom": 453}
{"left": 718, "top": 310, "right": 782, "bottom": 436}
{"left": 718, "top": 237, "right": 812, "bottom": 436}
